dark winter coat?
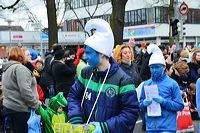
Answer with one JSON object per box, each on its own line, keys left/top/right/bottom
{"left": 51, "top": 59, "right": 76, "bottom": 97}
{"left": 68, "top": 58, "right": 139, "bottom": 133}
{"left": 188, "top": 62, "right": 200, "bottom": 84}
{"left": 139, "top": 52, "right": 151, "bottom": 81}
{"left": 120, "top": 62, "right": 142, "bottom": 87}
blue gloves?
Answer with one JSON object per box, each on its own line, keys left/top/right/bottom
{"left": 143, "top": 99, "right": 152, "bottom": 107}
{"left": 153, "top": 96, "right": 165, "bottom": 104}
{"left": 89, "top": 122, "right": 102, "bottom": 133}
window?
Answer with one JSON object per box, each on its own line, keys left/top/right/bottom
{"left": 186, "top": 9, "right": 200, "bottom": 24}
{"left": 130, "top": 10, "right": 135, "bottom": 26}
{"left": 154, "top": 7, "right": 168, "bottom": 23}
{"left": 124, "top": 11, "right": 129, "bottom": 26}
{"left": 124, "top": 8, "right": 147, "bottom": 26}
{"left": 147, "top": 8, "right": 155, "bottom": 24}
{"left": 141, "top": 9, "right": 147, "bottom": 24}
{"left": 155, "top": 7, "right": 161, "bottom": 23}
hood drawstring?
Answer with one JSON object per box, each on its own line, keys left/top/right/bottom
{"left": 81, "top": 64, "right": 111, "bottom": 124}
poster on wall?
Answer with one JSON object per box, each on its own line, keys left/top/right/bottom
{"left": 123, "top": 26, "right": 155, "bottom": 38}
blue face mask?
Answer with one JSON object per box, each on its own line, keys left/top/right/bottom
{"left": 150, "top": 64, "right": 164, "bottom": 81}
{"left": 84, "top": 46, "right": 100, "bottom": 68}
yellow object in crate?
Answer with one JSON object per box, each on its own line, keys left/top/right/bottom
{"left": 53, "top": 123, "right": 95, "bottom": 133}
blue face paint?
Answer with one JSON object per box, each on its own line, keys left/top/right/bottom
{"left": 84, "top": 46, "right": 100, "bottom": 68}
{"left": 150, "top": 64, "right": 164, "bottom": 81}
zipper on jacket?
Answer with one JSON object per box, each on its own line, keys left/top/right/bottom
{"left": 94, "top": 77, "right": 101, "bottom": 121}
{"left": 94, "top": 105, "right": 98, "bottom": 121}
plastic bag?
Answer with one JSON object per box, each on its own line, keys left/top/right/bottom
{"left": 177, "top": 100, "right": 194, "bottom": 132}
{"left": 27, "top": 109, "right": 41, "bottom": 133}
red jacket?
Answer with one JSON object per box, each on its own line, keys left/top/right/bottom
{"left": 37, "top": 84, "right": 44, "bottom": 102}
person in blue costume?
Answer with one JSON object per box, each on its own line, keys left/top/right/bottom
{"left": 67, "top": 19, "right": 140, "bottom": 133}
{"left": 140, "top": 43, "right": 184, "bottom": 133}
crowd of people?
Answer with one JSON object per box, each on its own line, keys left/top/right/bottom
{"left": 0, "top": 18, "right": 200, "bottom": 133}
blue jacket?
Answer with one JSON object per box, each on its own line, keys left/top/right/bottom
{"left": 140, "top": 73, "right": 184, "bottom": 132}
{"left": 196, "top": 78, "right": 200, "bottom": 117}
{"left": 67, "top": 58, "right": 139, "bottom": 133}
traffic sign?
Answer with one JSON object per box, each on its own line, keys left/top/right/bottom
{"left": 179, "top": 2, "right": 189, "bottom": 16}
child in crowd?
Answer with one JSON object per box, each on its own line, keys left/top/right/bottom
{"left": 187, "top": 83, "right": 199, "bottom": 120}
{"left": 37, "top": 92, "right": 67, "bottom": 133}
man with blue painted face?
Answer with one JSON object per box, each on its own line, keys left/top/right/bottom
{"left": 140, "top": 44, "right": 184, "bottom": 133}
{"left": 67, "top": 19, "right": 139, "bottom": 133}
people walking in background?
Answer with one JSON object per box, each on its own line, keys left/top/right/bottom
{"left": 67, "top": 19, "right": 139, "bottom": 133}
{"left": 2, "top": 47, "right": 40, "bottom": 133}
{"left": 140, "top": 44, "right": 184, "bottom": 133}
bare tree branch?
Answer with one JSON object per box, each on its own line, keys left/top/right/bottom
{"left": 66, "top": 1, "right": 90, "bottom": 36}
{"left": 58, "top": 0, "right": 68, "bottom": 27}
{"left": 0, "top": 0, "right": 21, "bottom": 10}
{"left": 91, "top": 0, "right": 99, "bottom": 17}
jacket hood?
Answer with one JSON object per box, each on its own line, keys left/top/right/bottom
{"left": 3, "top": 61, "right": 20, "bottom": 72}
{"left": 48, "top": 92, "right": 67, "bottom": 112}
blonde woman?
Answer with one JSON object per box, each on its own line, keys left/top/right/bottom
{"left": 114, "top": 44, "right": 142, "bottom": 87}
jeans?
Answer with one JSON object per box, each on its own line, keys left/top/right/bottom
{"left": 49, "top": 85, "right": 55, "bottom": 98}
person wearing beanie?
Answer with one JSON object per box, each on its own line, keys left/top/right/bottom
{"left": 37, "top": 92, "right": 67, "bottom": 133}
{"left": 139, "top": 43, "right": 184, "bottom": 133}
{"left": 67, "top": 18, "right": 139, "bottom": 133}
{"left": 54, "top": 49, "right": 65, "bottom": 60}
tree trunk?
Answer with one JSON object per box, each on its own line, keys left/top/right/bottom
{"left": 110, "top": 0, "right": 128, "bottom": 47}
{"left": 46, "top": 0, "right": 58, "bottom": 50}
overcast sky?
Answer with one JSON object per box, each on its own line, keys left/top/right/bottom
{"left": 0, "top": 0, "right": 49, "bottom": 30}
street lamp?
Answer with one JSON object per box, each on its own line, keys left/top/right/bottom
{"left": 6, "top": 19, "right": 13, "bottom": 48}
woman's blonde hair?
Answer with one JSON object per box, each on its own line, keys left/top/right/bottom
{"left": 113, "top": 44, "right": 134, "bottom": 65}
{"left": 180, "top": 49, "right": 189, "bottom": 58}
{"left": 174, "top": 61, "right": 189, "bottom": 75}
{"left": 191, "top": 50, "right": 200, "bottom": 64}
{"left": 8, "top": 47, "right": 25, "bottom": 64}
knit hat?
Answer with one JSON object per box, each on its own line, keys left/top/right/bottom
{"left": 84, "top": 19, "right": 114, "bottom": 57}
{"left": 29, "top": 49, "right": 38, "bottom": 60}
{"left": 54, "top": 49, "right": 65, "bottom": 60}
{"left": 74, "top": 48, "right": 84, "bottom": 67}
{"left": 48, "top": 92, "right": 67, "bottom": 112}
{"left": 147, "top": 43, "right": 166, "bottom": 66}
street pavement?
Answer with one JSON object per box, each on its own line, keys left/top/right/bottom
{"left": 133, "top": 117, "right": 145, "bottom": 133}
{"left": 133, "top": 118, "right": 200, "bottom": 133}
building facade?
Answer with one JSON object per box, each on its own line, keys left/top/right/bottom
{"left": 63, "top": 0, "right": 200, "bottom": 48}
{"left": 0, "top": 31, "right": 85, "bottom": 58}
